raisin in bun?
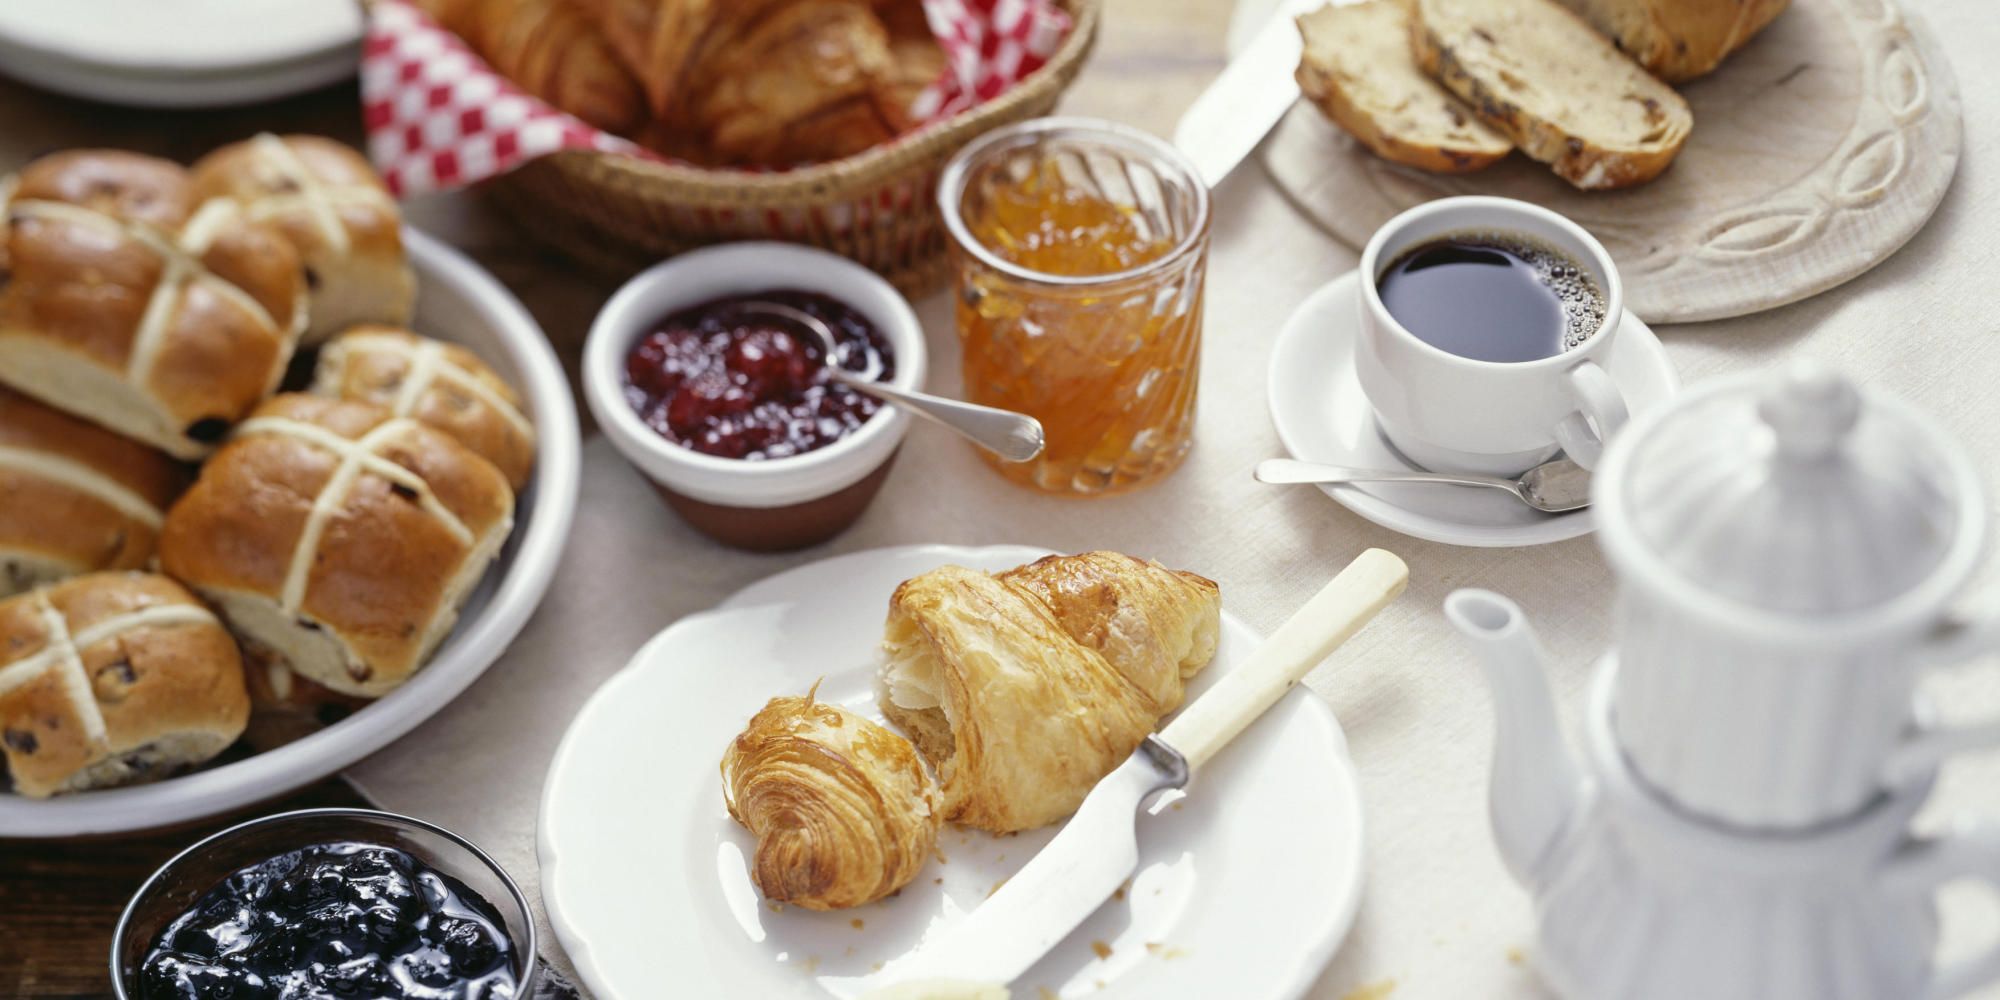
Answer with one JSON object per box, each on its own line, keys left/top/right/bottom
{"left": 0, "top": 150, "right": 307, "bottom": 459}
{"left": 159, "top": 394, "right": 514, "bottom": 699}
{"left": 0, "top": 572, "right": 248, "bottom": 798}
{"left": 0, "top": 387, "right": 188, "bottom": 596}
{"left": 189, "top": 134, "right": 415, "bottom": 345}
{"left": 311, "top": 326, "right": 536, "bottom": 491}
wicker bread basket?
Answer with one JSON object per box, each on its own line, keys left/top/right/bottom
{"left": 485, "top": 0, "right": 1100, "bottom": 295}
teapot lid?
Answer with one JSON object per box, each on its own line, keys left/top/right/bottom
{"left": 1595, "top": 362, "right": 1983, "bottom": 617}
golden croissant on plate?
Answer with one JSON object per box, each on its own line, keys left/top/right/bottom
{"left": 722, "top": 689, "right": 941, "bottom": 910}
{"left": 879, "top": 552, "right": 1221, "bottom": 833}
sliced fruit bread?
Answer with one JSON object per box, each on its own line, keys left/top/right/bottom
{"left": 1555, "top": 0, "right": 1791, "bottom": 83}
{"left": 1410, "top": 0, "right": 1693, "bottom": 190}
{"left": 1295, "top": 1, "right": 1512, "bottom": 174}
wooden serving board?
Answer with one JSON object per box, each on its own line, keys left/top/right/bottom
{"left": 1261, "top": 0, "right": 1961, "bottom": 323}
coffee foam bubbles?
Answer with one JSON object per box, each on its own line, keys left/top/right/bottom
{"left": 1457, "top": 231, "right": 1607, "bottom": 353}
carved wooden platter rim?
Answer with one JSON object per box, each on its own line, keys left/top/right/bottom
{"left": 1262, "top": 0, "right": 1962, "bottom": 324}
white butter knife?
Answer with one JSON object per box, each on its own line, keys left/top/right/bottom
{"left": 1172, "top": 0, "right": 1326, "bottom": 188}
{"left": 870, "top": 548, "right": 1409, "bottom": 990}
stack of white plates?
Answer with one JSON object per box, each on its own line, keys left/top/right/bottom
{"left": 0, "top": 0, "right": 363, "bottom": 108}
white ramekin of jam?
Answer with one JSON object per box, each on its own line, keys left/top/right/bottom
{"left": 584, "top": 242, "right": 926, "bottom": 551}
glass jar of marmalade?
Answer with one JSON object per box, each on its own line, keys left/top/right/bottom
{"left": 939, "top": 117, "right": 1211, "bottom": 496}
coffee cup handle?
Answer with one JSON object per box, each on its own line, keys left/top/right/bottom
{"left": 1551, "top": 361, "right": 1629, "bottom": 470}
{"left": 1885, "top": 825, "right": 2000, "bottom": 1000}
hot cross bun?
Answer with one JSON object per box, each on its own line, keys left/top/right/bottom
{"left": 0, "top": 572, "right": 248, "bottom": 798}
{"left": 190, "top": 134, "right": 414, "bottom": 345}
{"left": 159, "top": 394, "right": 515, "bottom": 699}
{"left": 0, "top": 150, "right": 307, "bottom": 459}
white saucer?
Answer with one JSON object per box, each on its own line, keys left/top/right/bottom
{"left": 540, "top": 544, "right": 1365, "bottom": 1000}
{"left": 1267, "top": 271, "right": 1680, "bottom": 548}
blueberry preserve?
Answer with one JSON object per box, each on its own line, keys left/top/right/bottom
{"left": 623, "top": 289, "right": 895, "bottom": 460}
{"left": 138, "top": 841, "right": 518, "bottom": 1000}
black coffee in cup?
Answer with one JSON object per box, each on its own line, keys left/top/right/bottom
{"left": 1376, "top": 233, "right": 1607, "bottom": 364}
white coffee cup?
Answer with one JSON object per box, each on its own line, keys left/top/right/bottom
{"left": 1355, "top": 196, "right": 1630, "bottom": 477}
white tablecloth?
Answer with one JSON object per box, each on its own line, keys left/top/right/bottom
{"left": 350, "top": 2, "right": 2000, "bottom": 995}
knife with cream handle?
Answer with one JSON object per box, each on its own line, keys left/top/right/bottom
{"left": 866, "top": 548, "right": 1409, "bottom": 992}
{"left": 1160, "top": 547, "right": 1406, "bottom": 770}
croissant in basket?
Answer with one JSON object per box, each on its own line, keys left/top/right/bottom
{"left": 416, "top": 0, "right": 648, "bottom": 134}
{"left": 722, "top": 689, "right": 941, "bottom": 910}
{"left": 874, "top": 0, "right": 951, "bottom": 134}
{"left": 561, "top": 0, "right": 947, "bottom": 166}
{"left": 691, "top": 1, "right": 897, "bottom": 165}
{"left": 878, "top": 552, "right": 1220, "bottom": 833}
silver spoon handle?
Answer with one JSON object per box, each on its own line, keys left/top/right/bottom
{"left": 830, "top": 371, "right": 1045, "bottom": 462}
{"left": 1254, "top": 458, "right": 1518, "bottom": 492}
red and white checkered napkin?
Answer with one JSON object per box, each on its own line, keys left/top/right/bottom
{"left": 361, "top": 0, "right": 1074, "bottom": 196}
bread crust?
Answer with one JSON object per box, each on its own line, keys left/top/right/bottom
{"left": 1299, "top": 64, "right": 1509, "bottom": 174}
{"left": 159, "top": 394, "right": 514, "bottom": 698}
{"left": 0, "top": 150, "right": 306, "bottom": 458}
{"left": 189, "top": 134, "right": 413, "bottom": 345}
{"left": 1295, "top": 3, "right": 1510, "bottom": 174}
{"left": 311, "top": 326, "right": 536, "bottom": 491}
{"left": 0, "top": 572, "right": 248, "bottom": 798}
{"left": 1563, "top": 0, "right": 1791, "bottom": 83}
{"left": 1410, "top": 0, "right": 1692, "bottom": 190}
{"left": 0, "top": 388, "right": 188, "bottom": 595}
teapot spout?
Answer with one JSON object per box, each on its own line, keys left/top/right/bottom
{"left": 1445, "top": 589, "right": 1584, "bottom": 889}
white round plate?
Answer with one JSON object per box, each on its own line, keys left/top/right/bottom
{"left": 0, "top": 0, "right": 361, "bottom": 109}
{"left": 541, "top": 544, "right": 1366, "bottom": 1000}
{"left": 0, "top": 0, "right": 360, "bottom": 73}
{"left": 0, "top": 38, "right": 359, "bottom": 109}
{"left": 0, "top": 228, "right": 581, "bottom": 836}
{"left": 1268, "top": 271, "right": 1680, "bottom": 547}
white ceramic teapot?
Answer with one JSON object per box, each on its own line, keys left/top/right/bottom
{"left": 1446, "top": 588, "right": 2000, "bottom": 1000}
{"left": 1591, "top": 361, "right": 2000, "bottom": 828}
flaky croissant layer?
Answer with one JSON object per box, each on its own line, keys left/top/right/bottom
{"left": 722, "top": 692, "right": 941, "bottom": 910}
{"left": 879, "top": 552, "right": 1221, "bottom": 834}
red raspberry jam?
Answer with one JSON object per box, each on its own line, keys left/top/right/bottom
{"left": 623, "top": 290, "right": 895, "bottom": 460}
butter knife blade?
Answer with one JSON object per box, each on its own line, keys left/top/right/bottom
{"left": 1172, "top": 0, "right": 1319, "bottom": 189}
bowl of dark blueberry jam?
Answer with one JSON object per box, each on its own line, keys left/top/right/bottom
{"left": 585, "top": 242, "right": 927, "bottom": 551}
{"left": 113, "top": 809, "right": 536, "bottom": 1000}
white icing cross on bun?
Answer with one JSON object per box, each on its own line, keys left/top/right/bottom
{"left": 229, "top": 416, "right": 475, "bottom": 615}
{"left": 0, "top": 595, "right": 218, "bottom": 751}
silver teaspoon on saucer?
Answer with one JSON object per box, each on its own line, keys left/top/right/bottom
{"left": 737, "top": 301, "right": 1046, "bottom": 462}
{"left": 1254, "top": 456, "right": 1592, "bottom": 513}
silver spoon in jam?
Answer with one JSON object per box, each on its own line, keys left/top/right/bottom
{"left": 737, "top": 301, "right": 1046, "bottom": 463}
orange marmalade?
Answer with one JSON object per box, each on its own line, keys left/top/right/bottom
{"left": 952, "top": 154, "right": 1208, "bottom": 495}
